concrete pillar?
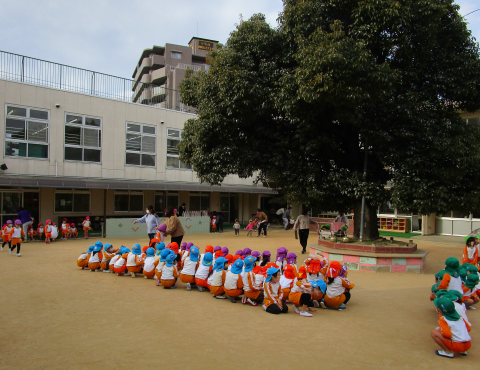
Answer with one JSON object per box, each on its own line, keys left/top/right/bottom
{"left": 144, "top": 190, "right": 155, "bottom": 210}
{"left": 39, "top": 188, "right": 55, "bottom": 224}
{"left": 422, "top": 213, "right": 436, "bottom": 236}
{"left": 210, "top": 192, "right": 220, "bottom": 212}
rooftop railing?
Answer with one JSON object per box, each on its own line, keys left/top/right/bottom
{"left": 0, "top": 50, "right": 194, "bottom": 113}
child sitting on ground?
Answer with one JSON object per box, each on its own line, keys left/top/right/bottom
{"left": 195, "top": 252, "right": 213, "bottom": 292}
{"left": 279, "top": 265, "right": 296, "bottom": 304}
{"left": 126, "top": 244, "right": 144, "bottom": 278}
{"left": 87, "top": 242, "right": 103, "bottom": 271}
{"left": 431, "top": 297, "right": 472, "bottom": 358}
{"left": 60, "top": 218, "right": 69, "bottom": 240}
{"left": 77, "top": 245, "right": 94, "bottom": 270}
{"left": 289, "top": 272, "right": 316, "bottom": 317}
{"left": 208, "top": 257, "right": 227, "bottom": 299}
{"left": 27, "top": 225, "right": 36, "bottom": 241}
{"left": 322, "top": 261, "right": 355, "bottom": 311}
{"left": 263, "top": 266, "right": 288, "bottom": 314}
{"left": 224, "top": 259, "right": 244, "bottom": 303}
{"left": 70, "top": 223, "right": 78, "bottom": 238}
{"left": 462, "top": 273, "right": 480, "bottom": 309}
{"left": 82, "top": 216, "right": 91, "bottom": 239}
{"left": 156, "top": 249, "right": 170, "bottom": 286}
{"left": 180, "top": 246, "right": 200, "bottom": 291}
{"left": 242, "top": 256, "right": 264, "bottom": 306}
{"left": 160, "top": 251, "right": 178, "bottom": 289}
{"left": 463, "top": 237, "right": 478, "bottom": 265}
{"left": 438, "top": 257, "right": 463, "bottom": 295}
{"left": 101, "top": 243, "right": 117, "bottom": 273}
{"left": 114, "top": 247, "right": 130, "bottom": 276}
{"left": 143, "top": 248, "right": 156, "bottom": 279}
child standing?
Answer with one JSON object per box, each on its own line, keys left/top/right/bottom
{"left": 463, "top": 237, "right": 478, "bottom": 265}
{"left": 70, "top": 223, "right": 78, "bottom": 238}
{"left": 60, "top": 218, "right": 69, "bottom": 240}
{"left": 431, "top": 297, "right": 472, "bottom": 358}
{"left": 156, "top": 224, "right": 166, "bottom": 243}
{"left": 82, "top": 216, "right": 91, "bottom": 239}
{"left": 245, "top": 220, "right": 254, "bottom": 237}
{"left": 233, "top": 219, "right": 240, "bottom": 236}
{"left": 8, "top": 220, "right": 25, "bottom": 257}
{"left": 2, "top": 220, "right": 13, "bottom": 251}
{"left": 211, "top": 216, "right": 217, "bottom": 233}
{"left": 286, "top": 252, "right": 298, "bottom": 277}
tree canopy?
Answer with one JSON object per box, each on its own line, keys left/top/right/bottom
{"left": 179, "top": 0, "right": 480, "bottom": 239}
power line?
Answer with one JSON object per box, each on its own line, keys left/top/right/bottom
{"left": 443, "top": 8, "right": 480, "bottom": 28}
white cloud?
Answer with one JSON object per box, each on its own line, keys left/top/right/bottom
{"left": 0, "top": 0, "right": 478, "bottom": 80}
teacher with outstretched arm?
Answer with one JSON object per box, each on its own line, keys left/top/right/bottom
{"left": 133, "top": 205, "right": 160, "bottom": 242}
{"left": 164, "top": 207, "right": 185, "bottom": 245}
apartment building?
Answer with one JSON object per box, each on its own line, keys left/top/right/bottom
{"left": 131, "top": 37, "right": 218, "bottom": 112}
{"left": 0, "top": 50, "right": 275, "bottom": 235}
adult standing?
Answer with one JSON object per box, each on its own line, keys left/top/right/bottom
{"left": 178, "top": 203, "right": 186, "bottom": 217}
{"left": 334, "top": 212, "right": 349, "bottom": 228}
{"left": 294, "top": 208, "right": 318, "bottom": 254}
{"left": 256, "top": 208, "right": 269, "bottom": 238}
{"left": 283, "top": 206, "right": 292, "bottom": 230}
{"left": 216, "top": 212, "right": 224, "bottom": 233}
{"left": 133, "top": 205, "right": 160, "bottom": 242}
{"left": 17, "top": 207, "right": 34, "bottom": 243}
{"left": 164, "top": 207, "right": 185, "bottom": 245}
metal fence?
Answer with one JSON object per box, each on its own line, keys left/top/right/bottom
{"left": 0, "top": 50, "right": 195, "bottom": 113}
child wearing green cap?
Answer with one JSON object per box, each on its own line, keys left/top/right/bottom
{"left": 438, "top": 258, "right": 463, "bottom": 295}
{"left": 431, "top": 297, "right": 471, "bottom": 358}
{"left": 462, "top": 273, "right": 479, "bottom": 309}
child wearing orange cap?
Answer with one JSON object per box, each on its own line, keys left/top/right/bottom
{"left": 279, "top": 265, "right": 296, "bottom": 303}
{"left": 82, "top": 216, "right": 91, "bottom": 239}
{"left": 225, "top": 254, "right": 234, "bottom": 270}
{"left": 180, "top": 246, "right": 200, "bottom": 290}
{"left": 224, "top": 259, "right": 245, "bottom": 303}
{"left": 322, "top": 261, "right": 354, "bottom": 310}
{"left": 242, "top": 256, "right": 264, "bottom": 306}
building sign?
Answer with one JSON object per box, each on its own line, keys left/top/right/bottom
{"left": 198, "top": 40, "right": 215, "bottom": 51}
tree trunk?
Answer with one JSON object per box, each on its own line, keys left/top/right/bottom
{"left": 353, "top": 198, "right": 379, "bottom": 240}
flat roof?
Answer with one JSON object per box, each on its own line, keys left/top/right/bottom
{"left": 188, "top": 37, "right": 219, "bottom": 44}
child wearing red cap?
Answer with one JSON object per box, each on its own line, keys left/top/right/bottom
{"left": 60, "top": 218, "right": 69, "bottom": 240}
{"left": 225, "top": 254, "right": 234, "bottom": 270}
{"left": 280, "top": 265, "right": 296, "bottom": 303}
{"left": 211, "top": 216, "right": 217, "bottom": 233}
{"left": 323, "top": 261, "right": 355, "bottom": 310}
{"left": 2, "top": 220, "right": 13, "bottom": 251}
{"left": 70, "top": 223, "right": 78, "bottom": 238}
{"left": 27, "top": 225, "right": 36, "bottom": 241}
{"left": 8, "top": 220, "right": 26, "bottom": 256}
{"left": 36, "top": 222, "right": 44, "bottom": 241}
{"left": 44, "top": 220, "right": 52, "bottom": 244}
{"left": 82, "top": 216, "right": 91, "bottom": 239}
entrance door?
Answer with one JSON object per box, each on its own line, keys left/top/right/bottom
{"left": 219, "top": 195, "right": 230, "bottom": 223}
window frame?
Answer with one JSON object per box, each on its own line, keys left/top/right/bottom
{"left": 166, "top": 128, "right": 192, "bottom": 170}
{"left": 189, "top": 192, "right": 210, "bottom": 212}
{"left": 125, "top": 121, "right": 157, "bottom": 168}
{"left": 4, "top": 104, "right": 50, "bottom": 160}
{"left": 171, "top": 51, "right": 182, "bottom": 59}
{"left": 64, "top": 112, "right": 102, "bottom": 164}
{"left": 54, "top": 189, "right": 91, "bottom": 214}
{"left": 113, "top": 191, "right": 144, "bottom": 213}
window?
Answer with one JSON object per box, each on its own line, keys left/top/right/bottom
{"left": 154, "top": 192, "right": 164, "bottom": 216}
{"left": 54, "top": 190, "right": 90, "bottom": 213}
{"left": 114, "top": 191, "right": 144, "bottom": 212}
{"left": 64, "top": 113, "right": 101, "bottom": 163}
{"left": 171, "top": 51, "right": 182, "bottom": 59}
{"left": 5, "top": 104, "right": 49, "bottom": 159}
{"left": 125, "top": 122, "right": 156, "bottom": 167}
{"left": 166, "top": 193, "right": 179, "bottom": 210}
{"left": 166, "top": 129, "right": 192, "bottom": 169}
{"left": 189, "top": 192, "right": 210, "bottom": 212}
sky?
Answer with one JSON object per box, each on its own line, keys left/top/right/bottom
{"left": 0, "top": 0, "right": 479, "bottom": 80}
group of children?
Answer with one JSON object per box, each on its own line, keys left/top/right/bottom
{"left": 77, "top": 241, "right": 355, "bottom": 316}
{"left": 429, "top": 235, "right": 480, "bottom": 358}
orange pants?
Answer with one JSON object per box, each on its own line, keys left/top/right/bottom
{"left": 45, "top": 232, "right": 51, "bottom": 238}
{"left": 225, "top": 288, "right": 243, "bottom": 297}
{"left": 77, "top": 259, "right": 87, "bottom": 268}
{"left": 100, "top": 261, "right": 108, "bottom": 270}
{"left": 88, "top": 262, "right": 101, "bottom": 271}
{"left": 312, "top": 291, "right": 324, "bottom": 301}
{"left": 2, "top": 236, "right": 8, "bottom": 243}
{"left": 210, "top": 286, "right": 225, "bottom": 296}
{"left": 289, "top": 291, "right": 302, "bottom": 306}
{"left": 61, "top": 230, "right": 68, "bottom": 236}
{"left": 161, "top": 279, "right": 177, "bottom": 288}
{"left": 72, "top": 231, "right": 78, "bottom": 237}
{"left": 155, "top": 270, "right": 162, "bottom": 279}
{"left": 180, "top": 273, "right": 196, "bottom": 284}
{"left": 282, "top": 288, "right": 291, "bottom": 302}
{"left": 244, "top": 290, "right": 262, "bottom": 300}
{"left": 442, "top": 340, "right": 471, "bottom": 353}
{"left": 11, "top": 238, "right": 21, "bottom": 246}
{"left": 195, "top": 278, "right": 209, "bottom": 288}
{"left": 109, "top": 263, "right": 116, "bottom": 272}
{"left": 143, "top": 269, "right": 156, "bottom": 278}
{"left": 83, "top": 227, "right": 90, "bottom": 231}
{"left": 114, "top": 265, "right": 127, "bottom": 274}
{"left": 324, "top": 294, "right": 346, "bottom": 307}
{"left": 127, "top": 265, "right": 142, "bottom": 273}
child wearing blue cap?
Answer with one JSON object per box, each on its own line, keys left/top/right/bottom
{"left": 195, "top": 252, "right": 214, "bottom": 292}
{"left": 154, "top": 242, "right": 165, "bottom": 262}
{"left": 209, "top": 257, "right": 227, "bottom": 299}
{"left": 143, "top": 248, "right": 156, "bottom": 279}
{"left": 88, "top": 242, "right": 104, "bottom": 272}
{"left": 156, "top": 249, "right": 171, "bottom": 286}
{"left": 311, "top": 279, "right": 327, "bottom": 308}
{"left": 225, "top": 259, "right": 245, "bottom": 303}
{"left": 114, "top": 247, "right": 130, "bottom": 275}
{"left": 242, "top": 256, "right": 264, "bottom": 306}
{"left": 263, "top": 266, "right": 288, "bottom": 314}
{"left": 126, "top": 244, "right": 145, "bottom": 278}
{"left": 77, "top": 245, "right": 94, "bottom": 270}
{"left": 100, "top": 243, "right": 118, "bottom": 273}
{"left": 160, "top": 251, "right": 178, "bottom": 289}
{"left": 180, "top": 246, "right": 200, "bottom": 291}
{"left": 108, "top": 247, "right": 125, "bottom": 273}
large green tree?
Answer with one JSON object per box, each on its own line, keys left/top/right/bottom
{"left": 179, "top": 1, "right": 480, "bottom": 239}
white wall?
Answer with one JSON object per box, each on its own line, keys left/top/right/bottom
{"left": 0, "top": 79, "right": 255, "bottom": 186}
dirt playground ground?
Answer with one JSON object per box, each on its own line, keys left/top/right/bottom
{"left": 0, "top": 228, "right": 477, "bottom": 369}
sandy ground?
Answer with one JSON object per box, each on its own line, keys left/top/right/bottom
{"left": 0, "top": 229, "right": 477, "bottom": 370}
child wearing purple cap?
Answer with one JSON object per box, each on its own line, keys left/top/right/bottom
{"left": 8, "top": 220, "right": 25, "bottom": 256}
{"left": 235, "top": 250, "right": 245, "bottom": 260}
{"left": 260, "top": 251, "right": 271, "bottom": 267}
{"left": 221, "top": 246, "right": 229, "bottom": 257}
{"left": 251, "top": 251, "right": 261, "bottom": 264}
{"left": 1, "top": 220, "right": 13, "bottom": 252}
{"left": 286, "top": 252, "right": 298, "bottom": 277}
{"left": 156, "top": 224, "right": 166, "bottom": 243}
{"left": 243, "top": 248, "right": 252, "bottom": 257}
{"left": 275, "top": 247, "right": 288, "bottom": 272}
